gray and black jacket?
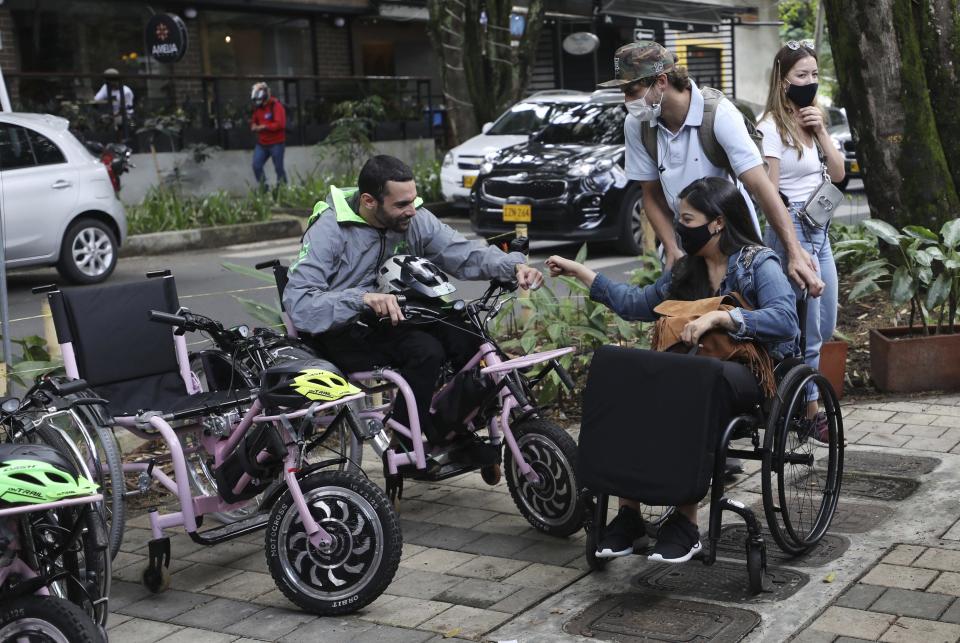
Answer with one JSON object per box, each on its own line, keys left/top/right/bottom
{"left": 283, "top": 185, "right": 525, "bottom": 335}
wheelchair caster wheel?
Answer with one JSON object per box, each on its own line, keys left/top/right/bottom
{"left": 481, "top": 464, "right": 501, "bottom": 486}
{"left": 746, "top": 542, "right": 764, "bottom": 595}
{"left": 585, "top": 532, "right": 608, "bottom": 571}
{"left": 141, "top": 566, "right": 170, "bottom": 593}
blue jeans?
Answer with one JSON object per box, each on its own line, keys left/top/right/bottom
{"left": 764, "top": 203, "right": 839, "bottom": 396}
{"left": 252, "top": 142, "right": 287, "bottom": 187}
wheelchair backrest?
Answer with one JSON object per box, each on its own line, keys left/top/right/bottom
{"left": 46, "top": 275, "right": 187, "bottom": 414}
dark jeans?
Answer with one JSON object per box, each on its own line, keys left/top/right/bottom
{"left": 310, "top": 319, "right": 480, "bottom": 443}
{"left": 252, "top": 142, "right": 287, "bottom": 186}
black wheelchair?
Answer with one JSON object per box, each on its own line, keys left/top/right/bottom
{"left": 578, "top": 330, "right": 844, "bottom": 593}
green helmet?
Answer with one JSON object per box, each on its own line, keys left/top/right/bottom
{"left": 0, "top": 443, "right": 98, "bottom": 506}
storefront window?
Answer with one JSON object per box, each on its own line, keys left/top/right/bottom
{"left": 201, "top": 11, "right": 312, "bottom": 77}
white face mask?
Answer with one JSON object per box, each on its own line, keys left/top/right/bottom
{"left": 625, "top": 83, "right": 662, "bottom": 123}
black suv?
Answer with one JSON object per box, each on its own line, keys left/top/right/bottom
{"left": 469, "top": 91, "right": 645, "bottom": 255}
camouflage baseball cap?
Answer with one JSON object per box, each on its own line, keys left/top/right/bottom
{"left": 597, "top": 41, "right": 676, "bottom": 88}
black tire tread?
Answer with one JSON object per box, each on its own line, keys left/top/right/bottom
{"left": 265, "top": 470, "right": 401, "bottom": 616}
{"left": 505, "top": 418, "right": 585, "bottom": 537}
{"left": 0, "top": 596, "right": 103, "bottom": 643}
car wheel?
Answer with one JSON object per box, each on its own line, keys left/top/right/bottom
{"left": 57, "top": 217, "right": 118, "bottom": 284}
{"left": 615, "top": 184, "right": 645, "bottom": 256}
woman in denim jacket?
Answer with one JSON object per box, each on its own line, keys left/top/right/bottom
{"left": 546, "top": 177, "right": 798, "bottom": 566}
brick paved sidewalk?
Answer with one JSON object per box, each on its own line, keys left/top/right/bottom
{"left": 104, "top": 392, "right": 960, "bottom": 642}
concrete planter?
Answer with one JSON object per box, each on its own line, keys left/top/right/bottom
{"left": 121, "top": 216, "right": 302, "bottom": 257}
{"left": 869, "top": 326, "right": 960, "bottom": 393}
{"left": 819, "top": 340, "right": 848, "bottom": 398}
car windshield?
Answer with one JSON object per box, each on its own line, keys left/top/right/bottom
{"left": 487, "top": 101, "right": 582, "bottom": 135}
{"left": 534, "top": 103, "right": 626, "bottom": 145}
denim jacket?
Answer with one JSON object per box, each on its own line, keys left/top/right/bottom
{"left": 589, "top": 246, "right": 799, "bottom": 359}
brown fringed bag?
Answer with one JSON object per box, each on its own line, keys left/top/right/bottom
{"left": 650, "top": 293, "right": 776, "bottom": 397}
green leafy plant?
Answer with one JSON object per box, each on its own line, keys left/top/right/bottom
{"left": 221, "top": 262, "right": 285, "bottom": 328}
{"left": 127, "top": 187, "right": 272, "bottom": 234}
{"left": 847, "top": 218, "right": 960, "bottom": 334}
{"left": 0, "top": 334, "right": 62, "bottom": 390}
{"left": 830, "top": 221, "right": 881, "bottom": 274}
{"left": 322, "top": 96, "right": 387, "bottom": 178}
{"left": 627, "top": 252, "right": 663, "bottom": 287}
{"left": 494, "top": 245, "right": 648, "bottom": 404}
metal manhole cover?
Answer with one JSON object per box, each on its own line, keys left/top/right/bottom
{"left": 841, "top": 472, "right": 919, "bottom": 501}
{"left": 631, "top": 560, "right": 808, "bottom": 603}
{"left": 822, "top": 500, "right": 889, "bottom": 533}
{"left": 840, "top": 451, "right": 940, "bottom": 477}
{"left": 750, "top": 499, "right": 887, "bottom": 535}
{"left": 563, "top": 593, "right": 760, "bottom": 642}
{"left": 714, "top": 525, "right": 849, "bottom": 567}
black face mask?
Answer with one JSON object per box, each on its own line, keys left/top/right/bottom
{"left": 786, "top": 82, "right": 818, "bottom": 108}
{"left": 677, "top": 222, "right": 716, "bottom": 256}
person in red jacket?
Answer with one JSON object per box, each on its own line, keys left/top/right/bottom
{"left": 250, "top": 82, "right": 287, "bottom": 188}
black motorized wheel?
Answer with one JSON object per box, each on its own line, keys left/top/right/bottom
{"left": 504, "top": 419, "right": 584, "bottom": 537}
{"left": 265, "top": 470, "right": 401, "bottom": 615}
{"left": 761, "top": 365, "right": 844, "bottom": 555}
{"left": 0, "top": 596, "right": 104, "bottom": 643}
{"left": 615, "top": 184, "right": 646, "bottom": 256}
{"left": 56, "top": 218, "right": 118, "bottom": 285}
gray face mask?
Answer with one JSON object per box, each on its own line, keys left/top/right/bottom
{"left": 625, "top": 84, "right": 662, "bottom": 123}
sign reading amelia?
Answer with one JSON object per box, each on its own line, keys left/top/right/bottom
{"left": 145, "top": 13, "right": 189, "bottom": 63}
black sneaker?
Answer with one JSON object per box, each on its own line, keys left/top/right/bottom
{"left": 596, "top": 506, "right": 647, "bottom": 559}
{"left": 648, "top": 513, "right": 702, "bottom": 564}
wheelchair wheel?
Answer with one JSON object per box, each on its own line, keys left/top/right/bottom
{"left": 21, "top": 502, "right": 111, "bottom": 626}
{"left": 639, "top": 505, "right": 674, "bottom": 538}
{"left": 265, "top": 470, "right": 401, "bottom": 615}
{"left": 0, "top": 596, "right": 103, "bottom": 643}
{"left": 761, "top": 365, "right": 843, "bottom": 555}
{"left": 32, "top": 419, "right": 125, "bottom": 562}
{"left": 505, "top": 419, "right": 585, "bottom": 537}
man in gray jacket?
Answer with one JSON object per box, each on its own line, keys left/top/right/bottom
{"left": 284, "top": 155, "right": 542, "bottom": 446}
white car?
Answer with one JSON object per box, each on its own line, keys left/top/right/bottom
{"left": 0, "top": 113, "right": 127, "bottom": 283}
{"left": 440, "top": 90, "right": 592, "bottom": 208}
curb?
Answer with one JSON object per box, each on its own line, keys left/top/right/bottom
{"left": 120, "top": 216, "right": 304, "bottom": 258}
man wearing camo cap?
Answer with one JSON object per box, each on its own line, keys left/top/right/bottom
{"left": 601, "top": 41, "right": 821, "bottom": 294}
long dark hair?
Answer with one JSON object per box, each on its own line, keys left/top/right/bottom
{"left": 669, "top": 177, "right": 764, "bottom": 300}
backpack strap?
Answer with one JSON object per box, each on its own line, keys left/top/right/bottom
{"left": 640, "top": 119, "right": 659, "bottom": 172}
{"left": 698, "top": 86, "right": 735, "bottom": 180}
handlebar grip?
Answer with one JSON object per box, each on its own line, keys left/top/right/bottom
{"left": 255, "top": 259, "right": 280, "bottom": 270}
{"left": 54, "top": 379, "right": 90, "bottom": 396}
{"left": 149, "top": 310, "right": 188, "bottom": 327}
{"left": 552, "top": 360, "right": 575, "bottom": 392}
{"left": 502, "top": 376, "right": 530, "bottom": 408}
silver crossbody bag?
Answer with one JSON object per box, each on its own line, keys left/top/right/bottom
{"left": 799, "top": 138, "right": 843, "bottom": 229}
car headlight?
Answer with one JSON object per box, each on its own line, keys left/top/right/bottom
{"left": 442, "top": 151, "right": 454, "bottom": 167}
{"left": 567, "top": 162, "right": 595, "bottom": 177}
{"left": 480, "top": 161, "right": 494, "bottom": 175}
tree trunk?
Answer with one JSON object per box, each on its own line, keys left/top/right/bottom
{"left": 427, "top": 0, "right": 547, "bottom": 145}
{"left": 823, "top": 0, "right": 959, "bottom": 230}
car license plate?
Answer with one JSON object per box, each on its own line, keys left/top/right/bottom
{"left": 503, "top": 204, "right": 531, "bottom": 223}
{"left": 850, "top": 160, "right": 860, "bottom": 173}
{"left": 462, "top": 175, "right": 476, "bottom": 188}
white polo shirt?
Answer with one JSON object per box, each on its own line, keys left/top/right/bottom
{"left": 624, "top": 80, "right": 763, "bottom": 235}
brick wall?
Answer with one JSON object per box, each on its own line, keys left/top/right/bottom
{"left": 0, "top": 9, "right": 19, "bottom": 105}
{"left": 314, "top": 19, "right": 352, "bottom": 76}
{"left": 171, "top": 17, "right": 203, "bottom": 101}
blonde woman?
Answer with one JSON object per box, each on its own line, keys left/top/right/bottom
{"left": 757, "top": 41, "right": 845, "bottom": 436}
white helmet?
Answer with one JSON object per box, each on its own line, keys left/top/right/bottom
{"left": 377, "top": 255, "right": 456, "bottom": 300}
